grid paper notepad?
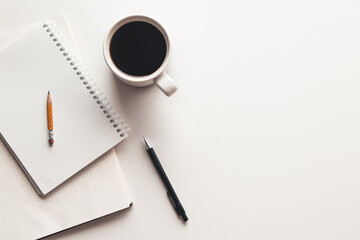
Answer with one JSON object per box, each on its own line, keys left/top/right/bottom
{"left": 0, "top": 21, "right": 129, "bottom": 196}
{"left": 0, "top": 140, "right": 132, "bottom": 240}
{"left": 0, "top": 15, "right": 132, "bottom": 240}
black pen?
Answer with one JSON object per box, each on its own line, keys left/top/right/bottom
{"left": 143, "top": 137, "right": 188, "bottom": 222}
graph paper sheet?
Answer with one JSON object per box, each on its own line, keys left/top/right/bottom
{"left": 0, "top": 17, "right": 128, "bottom": 196}
{"left": 0, "top": 141, "right": 132, "bottom": 240}
{"left": 0, "top": 15, "right": 132, "bottom": 240}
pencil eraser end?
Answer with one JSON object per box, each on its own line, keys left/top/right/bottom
{"left": 49, "top": 139, "right": 54, "bottom": 145}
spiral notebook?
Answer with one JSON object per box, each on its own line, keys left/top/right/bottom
{"left": 0, "top": 15, "right": 132, "bottom": 240}
{"left": 0, "top": 21, "right": 129, "bottom": 197}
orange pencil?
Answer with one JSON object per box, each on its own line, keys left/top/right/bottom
{"left": 47, "top": 91, "right": 54, "bottom": 145}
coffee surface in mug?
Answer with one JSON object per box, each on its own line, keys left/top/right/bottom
{"left": 110, "top": 21, "right": 167, "bottom": 77}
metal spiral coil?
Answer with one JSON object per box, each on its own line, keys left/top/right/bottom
{"left": 42, "top": 22, "right": 129, "bottom": 137}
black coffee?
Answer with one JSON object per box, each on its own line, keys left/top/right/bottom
{"left": 110, "top": 21, "right": 167, "bottom": 76}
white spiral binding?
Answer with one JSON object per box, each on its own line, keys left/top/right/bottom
{"left": 42, "top": 22, "right": 129, "bottom": 137}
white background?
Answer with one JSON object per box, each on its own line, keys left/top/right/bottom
{"left": 1, "top": 0, "right": 360, "bottom": 239}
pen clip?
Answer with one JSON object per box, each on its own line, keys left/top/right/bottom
{"left": 167, "top": 191, "right": 181, "bottom": 216}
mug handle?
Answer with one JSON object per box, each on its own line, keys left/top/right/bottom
{"left": 155, "top": 72, "right": 178, "bottom": 97}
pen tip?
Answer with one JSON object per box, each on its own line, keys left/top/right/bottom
{"left": 143, "top": 137, "right": 151, "bottom": 149}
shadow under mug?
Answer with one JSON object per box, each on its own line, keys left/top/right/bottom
{"left": 103, "top": 15, "right": 178, "bottom": 97}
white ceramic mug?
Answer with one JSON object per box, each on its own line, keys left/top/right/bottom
{"left": 103, "top": 15, "right": 178, "bottom": 97}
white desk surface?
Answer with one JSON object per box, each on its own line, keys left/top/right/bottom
{"left": 1, "top": 0, "right": 360, "bottom": 239}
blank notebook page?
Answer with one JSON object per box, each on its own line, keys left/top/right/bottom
{"left": 0, "top": 23, "right": 127, "bottom": 196}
